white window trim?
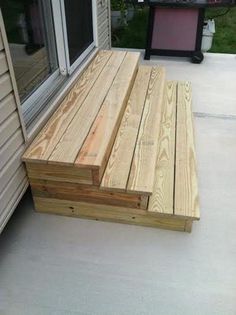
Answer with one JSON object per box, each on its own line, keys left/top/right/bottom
{"left": 22, "top": 0, "right": 98, "bottom": 126}
{"left": 54, "top": 0, "right": 98, "bottom": 75}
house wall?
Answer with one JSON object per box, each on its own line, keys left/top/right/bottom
{"left": 0, "top": 3, "right": 111, "bottom": 232}
{"left": 97, "top": 0, "right": 111, "bottom": 49}
{"left": 0, "top": 11, "right": 28, "bottom": 233}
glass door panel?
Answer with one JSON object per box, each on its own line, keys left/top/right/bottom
{"left": 1, "top": 0, "right": 58, "bottom": 102}
{"left": 64, "top": 0, "right": 94, "bottom": 66}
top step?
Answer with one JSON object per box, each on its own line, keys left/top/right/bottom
{"left": 23, "top": 50, "right": 139, "bottom": 167}
{"left": 23, "top": 50, "right": 166, "bottom": 195}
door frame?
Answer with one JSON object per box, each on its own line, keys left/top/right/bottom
{"left": 52, "top": 0, "right": 98, "bottom": 75}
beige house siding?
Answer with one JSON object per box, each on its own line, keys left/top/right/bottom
{"left": 97, "top": 0, "right": 111, "bottom": 49}
{"left": 0, "top": 12, "right": 28, "bottom": 233}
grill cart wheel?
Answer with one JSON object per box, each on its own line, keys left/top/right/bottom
{"left": 191, "top": 51, "right": 204, "bottom": 64}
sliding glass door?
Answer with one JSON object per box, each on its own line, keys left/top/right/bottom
{"left": 1, "top": 0, "right": 58, "bottom": 102}
{"left": 1, "top": 0, "right": 97, "bottom": 127}
{"left": 64, "top": 0, "right": 94, "bottom": 67}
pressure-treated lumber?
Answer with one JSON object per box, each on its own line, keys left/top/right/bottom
{"left": 31, "top": 179, "right": 148, "bottom": 210}
{"left": 48, "top": 51, "right": 127, "bottom": 165}
{"left": 34, "top": 197, "right": 192, "bottom": 232}
{"left": 174, "top": 82, "right": 200, "bottom": 219}
{"left": 23, "top": 50, "right": 112, "bottom": 163}
{"left": 22, "top": 51, "right": 200, "bottom": 232}
{"left": 127, "top": 67, "right": 166, "bottom": 195}
{"left": 101, "top": 65, "right": 152, "bottom": 192}
{"left": 75, "top": 52, "right": 140, "bottom": 183}
{"left": 26, "top": 163, "right": 93, "bottom": 185}
{"left": 148, "top": 81, "right": 177, "bottom": 215}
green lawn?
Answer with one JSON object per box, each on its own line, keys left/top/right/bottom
{"left": 112, "top": 7, "right": 236, "bottom": 53}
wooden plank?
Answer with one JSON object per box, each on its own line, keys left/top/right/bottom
{"left": 185, "top": 220, "right": 193, "bottom": 233}
{"left": 34, "top": 197, "right": 188, "bottom": 232}
{"left": 0, "top": 93, "right": 16, "bottom": 125}
{"left": 30, "top": 178, "right": 147, "bottom": 210}
{"left": 0, "top": 73, "right": 12, "bottom": 102}
{"left": 22, "top": 50, "right": 112, "bottom": 162}
{"left": 76, "top": 52, "right": 140, "bottom": 183}
{"left": 148, "top": 81, "right": 177, "bottom": 215}
{"left": 101, "top": 66, "right": 152, "bottom": 191}
{"left": 48, "top": 51, "right": 126, "bottom": 165}
{"left": 26, "top": 163, "right": 93, "bottom": 185}
{"left": 127, "top": 67, "right": 166, "bottom": 195}
{"left": 0, "top": 51, "right": 8, "bottom": 76}
{"left": 174, "top": 82, "right": 200, "bottom": 220}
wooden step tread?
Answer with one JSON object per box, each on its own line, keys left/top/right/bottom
{"left": 22, "top": 50, "right": 139, "bottom": 164}
{"left": 23, "top": 50, "right": 113, "bottom": 163}
{"left": 101, "top": 66, "right": 166, "bottom": 195}
{"left": 148, "top": 81, "right": 200, "bottom": 220}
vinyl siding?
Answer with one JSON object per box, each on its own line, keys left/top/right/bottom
{"left": 97, "top": 0, "right": 111, "bottom": 49}
{"left": 0, "top": 13, "right": 28, "bottom": 233}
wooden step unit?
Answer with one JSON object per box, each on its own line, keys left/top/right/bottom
{"left": 23, "top": 50, "right": 200, "bottom": 232}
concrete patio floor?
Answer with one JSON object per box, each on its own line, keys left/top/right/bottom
{"left": 0, "top": 52, "right": 236, "bottom": 315}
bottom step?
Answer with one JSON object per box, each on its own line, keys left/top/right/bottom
{"left": 34, "top": 197, "right": 193, "bottom": 232}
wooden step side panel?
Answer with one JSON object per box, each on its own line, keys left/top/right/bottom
{"left": 30, "top": 179, "right": 148, "bottom": 210}
{"left": 48, "top": 51, "right": 127, "bottom": 165}
{"left": 75, "top": 52, "right": 140, "bottom": 184}
{"left": 26, "top": 163, "right": 93, "bottom": 185}
{"left": 148, "top": 81, "right": 177, "bottom": 215}
{"left": 34, "top": 197, "right": 192, "bottom": 232}
{"left": 22, "top": 50, "right": 112, "bottom": 163}
{"left": 127, "top": 67, "right": 166, "bottom": 195}
{"left": 101, "top": 66, "right": 152, "bottom": 192}
{"left": 174, "top": 82, "right": 200, "bottom": 220}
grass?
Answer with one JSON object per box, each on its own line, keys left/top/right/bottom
{"left": 112, "top": 7, "right": 236, "bottom": 53}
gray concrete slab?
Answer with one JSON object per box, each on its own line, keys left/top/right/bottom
{"left": 0, "top": 53, "right": 236, "bottom": 315}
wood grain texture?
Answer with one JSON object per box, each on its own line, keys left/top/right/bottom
{"left": 101, "top": 66, "right": 152, "bottom": 191}
{"left": 174, "top": 82, "right": 200, "bottom": 220}
{"left": 34, "top": 197, "right": 188, "bottom": 232}
{"left": 127, "top": 67, "right": 166, "bottom": 195}
{"left": 75, "top": 52, "right": 140, "bottom": 185}
{"left": 22, "top": 50, "right": 112, "bottom": 162}
{"left": 148, "top": 81, "right": 177, "bottom": 215}
{"left": 48, "top": 51, "right": 126, "bottom": 165}
{"left": 30, "top": 178, "right": 147, "bottom": 210}
{"left": 26, "top": 163, "right": 93, "bottom": 185}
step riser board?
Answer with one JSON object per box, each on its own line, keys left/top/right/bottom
{"left": 34, "top": 197, "right": 193, "bottom": 232}
{"left": 30, "top": 179, "right": 149, "bottom": 210}
{"left": 26, "top": 163, "right": 93, "bottom": 185}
